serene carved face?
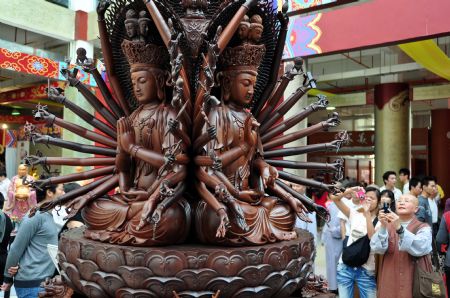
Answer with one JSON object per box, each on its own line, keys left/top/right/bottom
{"left": 125, "top": 22, "right": 137, "bottom": 38}
{"left": 238, "top": 23, "right": 249, "bottom": 41}
{"left": 139, "top": 21, "right": 150, "bottom": 37}
{"left": 227, "top": 72, "right": 257, "bottom": 107}
{"left": 131, "top": 70, "right": 160, "bottom": 104}
{"left": 17, "top": 165, "right": 28, "bottom": 178}
{"left": 249, "top": 26, "right": 263, "bottom": 43}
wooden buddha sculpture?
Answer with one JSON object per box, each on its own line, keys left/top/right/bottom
{"left": 66, "top": 10, "right": 191, "bottom": 246}
{"left": 195, "top": 15, "right": 309, "bottom": 246}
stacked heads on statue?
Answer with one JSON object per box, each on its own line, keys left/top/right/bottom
{"left": 25, "top": 0, "right": 347, "bottom": 297}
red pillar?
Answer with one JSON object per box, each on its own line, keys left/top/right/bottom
{"left": 430, "top": 109, "right": 450, "bottom": 200}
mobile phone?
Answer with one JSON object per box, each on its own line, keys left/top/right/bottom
{"left": 383, "top": 202, "right": 390, "bottom": 213}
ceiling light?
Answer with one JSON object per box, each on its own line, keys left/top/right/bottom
{"left": 11, "top": 109, "right": 20, "bottom": 116}
{"left": 326, "top": 106, "right": 336, "bottom": 111}
{"left": 1, "top": 124, "right": 7, "bottom": 129}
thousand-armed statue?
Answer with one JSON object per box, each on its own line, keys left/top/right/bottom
{"left": 26, "top": 0, "right": 347, "bottom": 296}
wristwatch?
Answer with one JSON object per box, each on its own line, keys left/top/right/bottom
{"left": 396, "top": 225, "right": 404, "bottom": 234}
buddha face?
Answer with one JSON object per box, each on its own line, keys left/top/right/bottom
{"left": 249, "top": 26, "right": 263, "bottom": 43}
{"left": 227, "top": 72, "right": 257, "bottom": 107}
{"left": 238, "top": 23, "right": 249, "bottom": 41}
{"left": 125, "top": 22, "right": 138, "bottom": 38}
{"left": 18, "top": 165, "right": 28, "bottom": 178}
{"left": 131, "top": 70, "right": 161, "bottom": 104}
{"left": 139, "top": 21, "right": 150, "bottom": 37}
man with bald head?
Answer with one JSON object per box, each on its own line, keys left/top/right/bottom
{"left": 370, "top": 194, "right": 433, "bottom": 298}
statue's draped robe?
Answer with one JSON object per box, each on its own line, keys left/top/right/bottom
{"left": 196, "top": 104, "right": 296, "bottom": 246}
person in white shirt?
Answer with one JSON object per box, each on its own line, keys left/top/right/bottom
{"left": 0, "top": 171, "right": 10, "bottom": 210}
{"left": 398, "top": 168, "right": 410, "bottom": 194}
{"left": 379, "top": 171, "right": 402, "bottom": 201}
{"left": 331, "top": 186, "right": 381, "bottom": 298}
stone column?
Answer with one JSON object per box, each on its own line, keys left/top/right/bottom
{"left": 430, "top": 109, "right": 450, "bottom": 198}
{"left": 374, "top": 83, "right": 410, "bottom": 186}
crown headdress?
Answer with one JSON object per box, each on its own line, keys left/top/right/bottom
{"left": 121, "top": 40, "right": 169, "bottom": 71}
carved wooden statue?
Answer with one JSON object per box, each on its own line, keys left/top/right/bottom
{"left": 27, "top": 0, "right": 349, "bottom": 296}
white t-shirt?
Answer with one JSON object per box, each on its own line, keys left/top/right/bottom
{"left": 0, "top": 178, "right": 10, "bottom": 202}
{"left": 339, "top": 208, "right": 378, "bottom": 272}
{"left": 338, "top": 199, "right": 359, "bottom": 237}
{"left": 428, "top": 198, "right": 438, "bottom": 224}
{"left": 52, "top": 207, "right": 68, "bottom": 231}
{"left": 380, "top": 186, "right": 402, "bottom": 201}
{"left": 403, "top": 182, "right": 409, "bottom": 194}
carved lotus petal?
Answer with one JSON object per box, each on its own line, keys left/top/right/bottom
{"left": 285, "top": 258, "right": 301, "bottom": 278}
{"left": 63, "top": 262, "right": 83, "bottom": 293}
{"left": 65, "top": 240, "right": 80, "bottom": 264}
{"left": 118, "top": 266, "right": 154, "bottom": 288}
{"left": 79, "top": 280, "right": 108, "bottom": 298}
{"left": 237, "top": 264, "right": 272, "bottom": 287}
{"left": 288, "top": 244, "right": 301, "bottom": 259}
{"left": 300, "top": 241, "right": 313, "bottom": 259}
{"left": 263, "top": 272, "right": 287, "bottom": 294}
{"left": 273, "top": 277, "right": 301, "bottom": 298}
{"left": 245, "top": 249, "right": 264, "bottom": 265}
{"left": 144, "top": 250, "right": 187, "bottom": 277}
{"left": 80, "top": 243, "right": 97, "bottom": 261}
{"left": 57, "top": 251, "right": 67, "bottom": 264}
{"left": 176, "top": 291, "right": 216, "bottom": 298}
{"left": 124, "top": 249, "right": 147, "bottom": 266}
{"left": 231, "top": 286, "right": 272, "bottom": 298}
{"left": 91, "top": 271, "right": 125, "bottom": 296}
{"left": 205, "top": 251, "right": 247, "bottom": 276}
{"left": 143, "top": 277, "right": 184, "bottom": 298}
{"left": 76, "top": 259, "right": 99, "bottom": 281}
{"left": 186, "top": 253, "right": 208, "bottom": 269}
{"left": 299, "top": 262, "right": 312, "bottom": 279}
{"left": 175, "top": 268, "right": 218, "bottom": 291}
{"left": 206, "top": 276, "right": 245, "bottom": 297}
{"left": 263, "top": 247, "right": 289, "bottom": 271}
{"left": 61, "top": 269, "right": 81, "bottom": 294}
{"left": 116, "top": 288, "right": 157, "bottom": 298}
{"left": 95, "top": 247, "right": 125, "bottom": 273}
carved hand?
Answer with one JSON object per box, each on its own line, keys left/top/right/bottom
{"left": 216, "top": 208, "right": 230, "bottom": 238}
{"left": 117, "top": 117, "right": 135, "bottom": 153}
{"left": 287, "top": 196, "right": 311, "bottom": 223}
{"left": 257, "top": 162, "right": 278, "bottom": 189}
{"left": 64, "top": 195, "right": 90, "bottom": 220}
{"left": 47, "top": 87, "right": 66, "bottom": 103}
{"left": 137, "top": 191, "right": 161, "bottom": 230}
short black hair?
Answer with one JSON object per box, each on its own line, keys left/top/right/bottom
{"left": 409, "top": 177, "right": 422, "bottom": 190}
{"left": 0, "top": 171, "right": 6, "bottom": 177}
{"left": 382, "top": 171, "right": 397, "bottom": 184}
{"left": 422, "top": 176, "right": 436, "bottom": 187}
{"left": 399, "top": 168, "right": 410, "bottom": 178}
{"left": 365, "top": 186, "right": 381, "bottom": 203}
{"left": 380, "top": 189, "right": 396, "bottom": 213}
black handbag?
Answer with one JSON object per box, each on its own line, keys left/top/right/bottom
{"left": 342, "top": 217, "right": 378, "bottom": 267}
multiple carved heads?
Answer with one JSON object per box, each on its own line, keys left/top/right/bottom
{"left": 122, "top": 13, "right": 169, "bottom": 104}
{"left": 219, "top": 14, "right": 265, "bottom": 107}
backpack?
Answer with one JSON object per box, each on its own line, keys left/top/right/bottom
{"left": 342, "top": 217, "right": 378, "bottom": 267}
